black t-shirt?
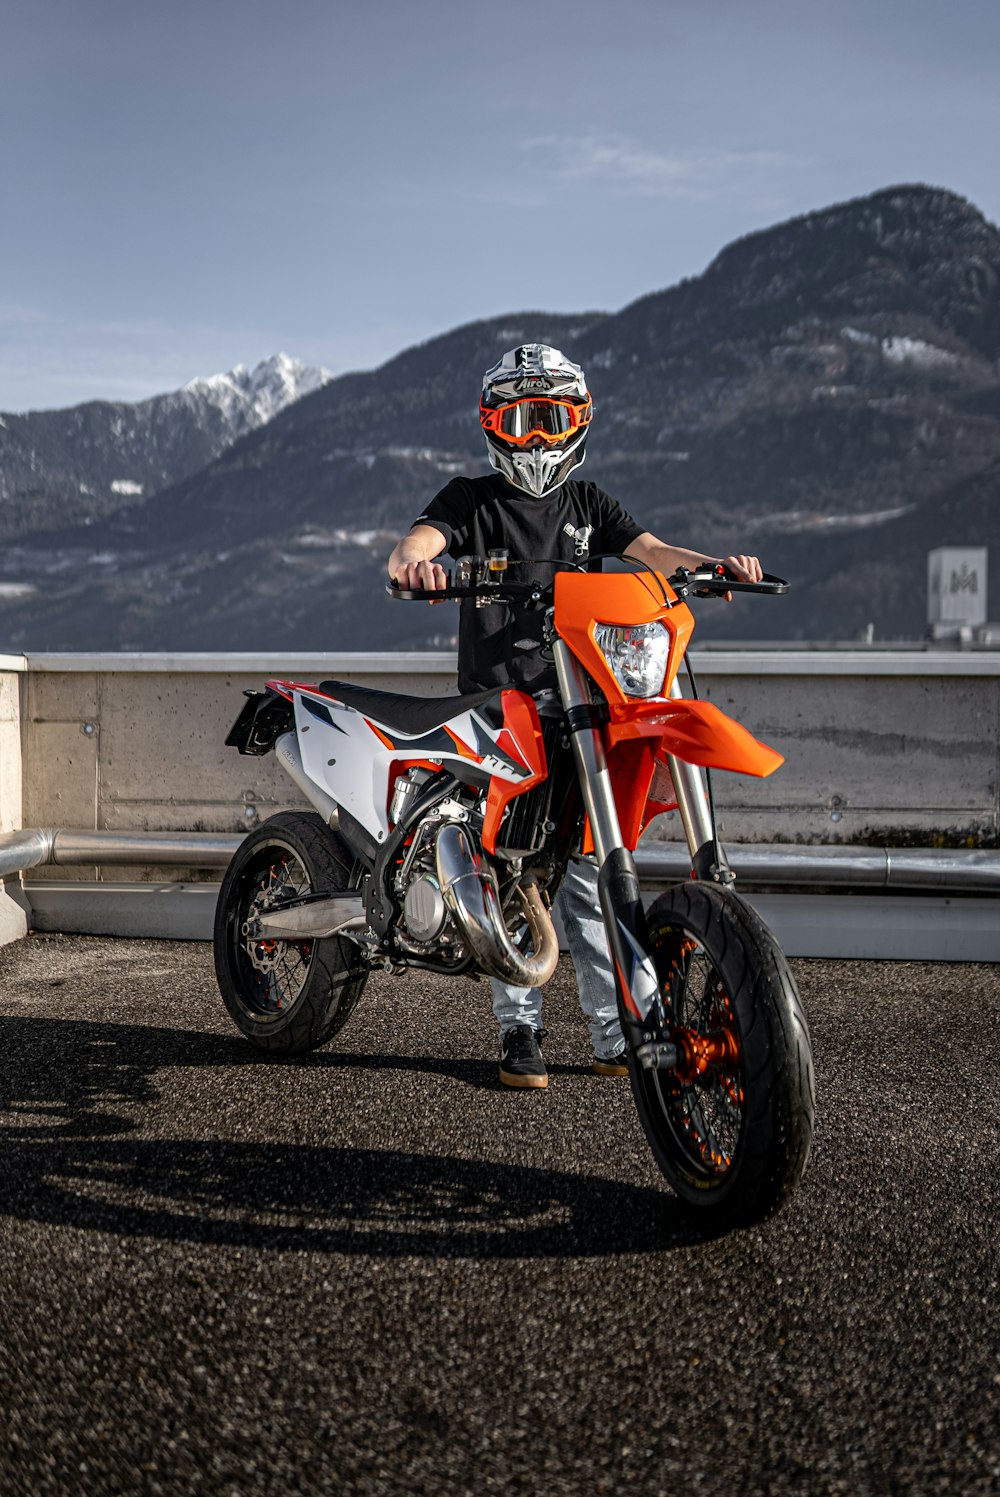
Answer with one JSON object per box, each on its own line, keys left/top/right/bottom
{"left": 411, "top": 473, "right": 644, "bottom": 693}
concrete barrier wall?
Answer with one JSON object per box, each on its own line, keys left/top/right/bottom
{"left": 2, "top": 650, "right": 998, "bottom": 886}
{"left": 687, "top": 653, "right": 999, "bottom": 847}
{"left": 0, "top": 657, "right": 28, "bottom": 939}
{"left": 0, "top": 658, "right": 23, "bottom": 835}
{"left": 13, "top": 654, "right": 460, "bottom": 883}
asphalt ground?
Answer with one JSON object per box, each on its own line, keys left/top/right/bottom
{"left": 0, "top": 933, "right": 997, "bottom": 1497}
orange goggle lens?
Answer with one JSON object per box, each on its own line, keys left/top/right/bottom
{"left": 480, "top": 395, "right": 592, "bottom": 447}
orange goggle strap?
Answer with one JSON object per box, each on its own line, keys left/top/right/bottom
{"left": 480, "top": 394, "right": 592, "bottom": 447}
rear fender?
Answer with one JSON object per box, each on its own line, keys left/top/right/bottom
{"left": 225, "top": 689, "right": 295, "bottom": 756}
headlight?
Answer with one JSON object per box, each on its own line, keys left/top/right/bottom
{"left": 593, "top": 621, "right": 670, "bottom": 698}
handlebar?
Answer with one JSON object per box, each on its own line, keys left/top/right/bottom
{"left": 386, "top": 579, "right": 546, "bottom": 603}
{"left": 386, "top": 562, "right": 788, "bottom": 604}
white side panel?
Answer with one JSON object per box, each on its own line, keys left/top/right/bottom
{"left": 292, "top": 692, "right": 532, "bottom": 844}
{"left": 294, "top": 695, "right": 392, "bottom": 842}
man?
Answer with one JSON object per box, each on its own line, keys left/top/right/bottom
{"left": 388, "top": 343, "right": 761, "bottom": 1090}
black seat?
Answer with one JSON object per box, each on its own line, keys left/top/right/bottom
{"left": 317, "top": 679, "right": 503, "bottom": 736}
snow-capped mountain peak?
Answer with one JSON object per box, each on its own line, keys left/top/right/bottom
{"left": 182, "top": 352, "right": 332, "bottom": 433}
{"left": 0, "top": 351, "right": 336, "bottom": 520}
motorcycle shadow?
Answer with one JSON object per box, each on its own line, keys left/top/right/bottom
{"left": 313, "top": 1049, "right": 598, "bottom": 1090}
{"left": 0, "top": 1015, "right": 720, "bottom": 1259}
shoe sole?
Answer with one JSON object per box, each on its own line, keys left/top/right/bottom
{"left": 499, "top": 1069, "right": 549, "bottom": 1089}
{"left": 592, "top": 1058, "right": 628, "bottom": 1077}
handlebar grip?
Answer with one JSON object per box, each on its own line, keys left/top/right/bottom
{"left": 387, "top": 580, "right": 483, "bottom": 601}
{"left": 387, "top": 581, "right": 449, "bottom": 601}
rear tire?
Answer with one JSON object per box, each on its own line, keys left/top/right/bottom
{"left": 629, "top": 881, "right": 814, "bottom": 1226}
{"left": 214, "top": 810, "right": 369, "bottom": 1055}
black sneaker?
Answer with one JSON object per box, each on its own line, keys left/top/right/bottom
{"left": 592, "top": 1049, "right": 629, "bottom": 1077}
{"left": 499, "top": 1025, "right": 548, "bottom": 1089}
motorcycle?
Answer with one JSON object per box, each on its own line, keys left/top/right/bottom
{"left": 215, "top": 558, "right": 814, "bottom": 1227}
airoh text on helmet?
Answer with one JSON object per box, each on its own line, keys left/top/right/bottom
{"left": 480, "top": 343, "right": 592, "bottom": 498}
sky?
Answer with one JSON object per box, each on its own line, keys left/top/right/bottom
{"left": 2, "top": 0, "right": 999, "bottom": 412}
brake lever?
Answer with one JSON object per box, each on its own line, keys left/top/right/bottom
{"left": 677, "top": 566, "right": 790, "bottom": 597}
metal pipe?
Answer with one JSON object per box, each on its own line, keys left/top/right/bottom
{"left": 633, "top": 843, "right": 1000, "bottom": 893}
{"left": 0, "top": 827, "right": 242, "bottom": 880}
{"left": 53, "top": 830, "right": 240, "bottom": 867}
{"left": 1, "top": 827, "right": 997, "bottom": 895}
{"left": 0, "top": 828, "right": 55, "bottom": 879}
{"left": 435, "top": 821, "right": 559, "bottom": 985}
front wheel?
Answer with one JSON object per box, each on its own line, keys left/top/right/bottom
{"left": 629, "top": 881, "right": 814, "bottom": 1226}
{"left": 214, "top": 810, "right": 369, "bottom": 1055}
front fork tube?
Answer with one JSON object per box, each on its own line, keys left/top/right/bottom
{"left": 666, "top": 676, "right": 731, "bottom": 883}
{"left": 553, "top": 641, "right": 670, "bottom": 1053}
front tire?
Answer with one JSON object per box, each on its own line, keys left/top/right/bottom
{"left": 214, "top": 810, "right": 369, "bottom": 1056}
{"left": 629, "top": 881, "right": 814, "bottom": 1226}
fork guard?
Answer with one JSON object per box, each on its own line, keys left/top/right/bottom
{"left": 607, "top": 697, "right": 783, "bottom": 778}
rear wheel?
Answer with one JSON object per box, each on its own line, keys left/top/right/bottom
{"left": 214, "top": 811, "right": 369, "bottom": 1055}
{"left": 629, "top": 881, "right": 814, "bottom": 1226}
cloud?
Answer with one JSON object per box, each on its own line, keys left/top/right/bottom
{"left": 522, "top": 134, "right": 798, "bottom": 200}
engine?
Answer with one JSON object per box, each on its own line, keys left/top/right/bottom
{"left": 390, "top": 774, "right": 478, "bottom": 959}
{"left": 387, "top": 768, "right": 560, "bottom": 985}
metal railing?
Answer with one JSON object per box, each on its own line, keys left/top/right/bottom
{"left": 0, "top": 829, "right": 239, "bottom": 879}
{"left": 2, "top": 827, "right": 998, "bottom": 893}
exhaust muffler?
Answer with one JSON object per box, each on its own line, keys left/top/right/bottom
{"left": 274, "top": 732, "right": 340, "bottom": 829}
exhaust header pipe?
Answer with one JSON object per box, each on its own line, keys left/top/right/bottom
{"left": 435, "top": 821, "right": 559, "bottom": 987}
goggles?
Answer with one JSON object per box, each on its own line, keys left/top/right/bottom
{"left": 480, "top": 395, "right": 592, "bottom": 447}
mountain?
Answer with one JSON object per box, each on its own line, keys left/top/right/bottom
{"left": 1, "top": 184, "right": 998, "bottom": 650}
{"left": 0, "top": 353, "right": 331, "bottom": 537}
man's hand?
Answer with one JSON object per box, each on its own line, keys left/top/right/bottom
{"left": 721, "top": 554, "right": 763, "bottom": 584}
{"left": 391, "top": 558, "right": 449, "bottom": 593}
{"left": 717, "top": 554, "right": 762, "bottom": 602}
{"left": 387, "top": 524, "right": 450, "bottom": 598}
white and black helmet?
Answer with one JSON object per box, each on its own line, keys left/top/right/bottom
{"left": 480, "top": 343, "right": 593, "bottom": 497}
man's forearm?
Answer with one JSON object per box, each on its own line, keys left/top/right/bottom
{"left": 387, "top": 524, "right": 449, "bottom": 591}
{"left": 624, "top": 536, "right": 716, "bottom": 574}
{"left": 625, "top": 533, "right": 763, "bottom": 586}
{"left": 388, "top": 535, "right": 423, "bottom": 576}
{"left": 387, "top": 524, "right": 446, "bottom": 577}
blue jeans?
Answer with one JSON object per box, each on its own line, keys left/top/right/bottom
{"left": 490, "top": 857, "right": 624, "bottom": 1061}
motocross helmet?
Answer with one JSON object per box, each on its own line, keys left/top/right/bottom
{"left": 480, "top": 343, "right": 592, "bottom": 497}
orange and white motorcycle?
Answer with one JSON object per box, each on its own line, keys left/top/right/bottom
{"left": 216, "top": 560, "right": 814, "bottom": 1226}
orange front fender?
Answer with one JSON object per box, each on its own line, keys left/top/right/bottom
{"left": 607, "top": 697, "right": 783, "bottom": 778}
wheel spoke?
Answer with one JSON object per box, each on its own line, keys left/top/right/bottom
{"left": 653, "top": 930, "right": 744, "bottom": 1181}
{"left": 233, "top": 847, "right": 316, "bottom": 1016}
